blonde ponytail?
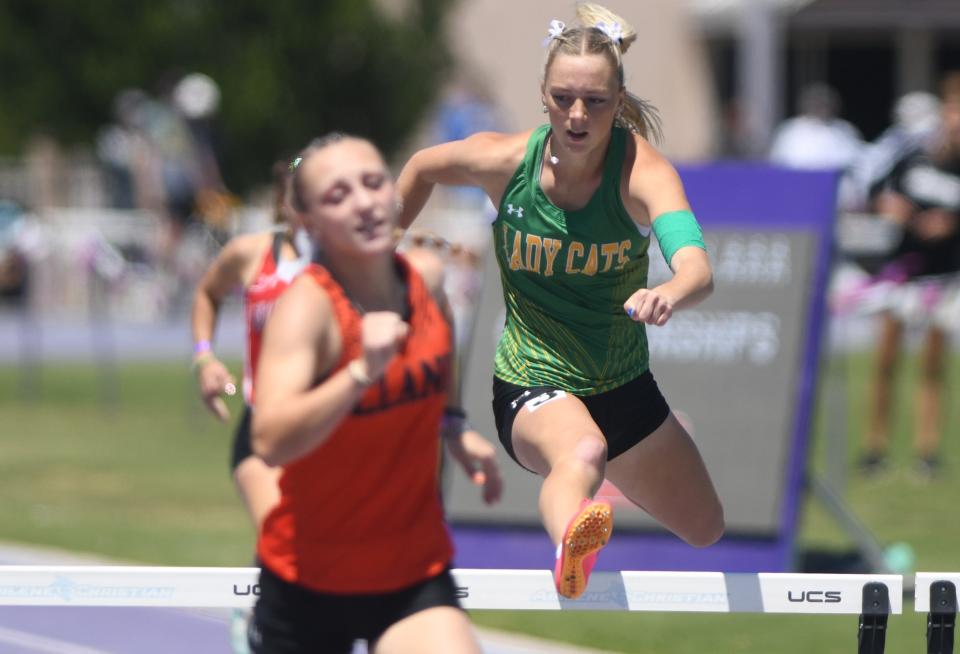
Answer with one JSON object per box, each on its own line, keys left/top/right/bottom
{"left": 575, "top": 3, "right": 637, "bottom": 53}
{"left": 619, "top": 91, "right": 663, "bottom": 144}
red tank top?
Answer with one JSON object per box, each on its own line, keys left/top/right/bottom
{"left": 243, "top": 234, "right": 306, "bottom": 405}
{"left": 257, "top": 255, "right": 455, "bottom": 594}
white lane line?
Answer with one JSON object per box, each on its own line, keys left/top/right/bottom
{"left": 0, "top": 625, "right": 113, "bottom": 654}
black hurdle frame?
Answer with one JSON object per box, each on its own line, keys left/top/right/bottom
{"left": 858, "top": 582, "right": 891, "bottom": 654}
{"left": 928, "top": 580, "right": 957, "bottom": 654}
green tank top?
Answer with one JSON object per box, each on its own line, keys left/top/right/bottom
{"left": 493, "top": 124, "right": 651, "bottom": 395}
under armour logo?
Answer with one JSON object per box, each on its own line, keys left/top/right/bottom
{"left": 507, "top": 204, "right": 524, "bottom": 218}
{"left": 509, "top": 390, "right": 532, "bottom": 410}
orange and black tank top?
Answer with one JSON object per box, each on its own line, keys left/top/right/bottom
{"left": 257, "top": 255, "right": 454, "bottom": 594}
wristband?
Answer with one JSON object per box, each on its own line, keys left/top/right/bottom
{"left": 193, "top": 340, "right": 212, "bottom": 356}
{"left": 347, "top": 359, "right": 374, "bottom": 387}
{"left": 441, "top": 407, "right": 470, "bottom": 435}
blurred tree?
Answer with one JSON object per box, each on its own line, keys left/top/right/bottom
{"left": 0, "top": 0, "right": 456, "bottom": 190}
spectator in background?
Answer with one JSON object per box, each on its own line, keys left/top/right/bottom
{"left": 173, "top": 73, "right": 233, "bottom": 234}
{"left": 845, "top": 91, "right": 941, "bottom": 211}
{"left": 860, "top": 72, "right": 960, "bottom": 479}
{"left": 95, "top": 89, "right": 154, "bottom": 209}
{"left": 433, "top": 80, "right": 500, "bottom": 147}
{"left": 430, "top": 78, "right": 501, "bottom": 210}
{"left": 142, "top": 75, "right": 203, "bottom": 234}
{"left": 769, "top": 83, "right": 864, "bottom": 171}
{"left": 129, "top": 72, "right": 229, "bottom": 270}
{"left": 717, "top": 97, "right": 751, "bottom": 160}
{"left": 0, "top": 201, "right": 31, "bottom": 306}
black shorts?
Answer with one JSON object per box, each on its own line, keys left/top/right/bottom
{"left": 492, "top": 371, "right": 671, "bottom": 472}
{"left": 249, "top": 563, "right": 463, "bottom": 654}
{"left": 230, "top": 405, "right": 254, "bottom": 472}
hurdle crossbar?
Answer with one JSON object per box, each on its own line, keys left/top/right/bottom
{"left": 0, "top": 566, "right": 902, "bottom": 614}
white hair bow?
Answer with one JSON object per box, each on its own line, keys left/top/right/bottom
{"left": 543, "top": 19, "right": 566, "bottom": 46}
{"left": 595, "top": 21, "right": 623, "bottom": 44}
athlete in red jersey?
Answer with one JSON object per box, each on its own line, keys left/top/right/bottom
{"left": 251, "top": 134, "right": 501, "bottom": 654}
{"left": 191, "top": 160, "right": 311, "bottom": 529}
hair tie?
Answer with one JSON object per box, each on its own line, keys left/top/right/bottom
{"left": 542, "top": 19, "right": 566, "bottom": 47}
{"left": 595, "top": 21, "right": 623, "bottom": 45}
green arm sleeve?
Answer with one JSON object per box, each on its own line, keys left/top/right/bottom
{"left": 651, "top": 209, "right": 706, "bottom": 266}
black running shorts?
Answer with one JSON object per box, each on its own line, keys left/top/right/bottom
{"left": 492, "top": 371, "right": 671, "bottom": 472}
{"left": 230, "top": 405, "right": 254, "bottom": 472}
{"left": 249, "top": 563, "right": 463, "bottom": 654}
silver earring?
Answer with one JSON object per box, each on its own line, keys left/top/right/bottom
{"left": 542, "top": 102, "right": 548, "bottom": 113}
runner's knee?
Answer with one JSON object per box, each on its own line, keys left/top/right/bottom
{"left": 682, "top": 502, "right": 725, "bottom": 548}
{"left": 552, "top": 434, "right": 607, "bottom": 480}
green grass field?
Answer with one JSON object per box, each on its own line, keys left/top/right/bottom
{"left": 1, "top": 353, "right": 959, "bottom": 653}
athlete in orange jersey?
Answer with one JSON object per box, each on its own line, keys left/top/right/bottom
{"left": 251, "top": 134, "right": 501, "bottom": 654}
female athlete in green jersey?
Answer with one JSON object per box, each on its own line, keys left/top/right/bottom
{"left": 398, "top": 3, "right": 724, "bottom": 599}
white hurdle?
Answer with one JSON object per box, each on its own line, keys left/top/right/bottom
{"left": 0, "top": 566, "right": 903, "bottom": 652}
{"left": 0, "top": 566, "right": 901, "bottom": 613}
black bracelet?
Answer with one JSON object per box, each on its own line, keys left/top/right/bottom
{"left": 443, "top": 406, "right": 467, "bottom": 419}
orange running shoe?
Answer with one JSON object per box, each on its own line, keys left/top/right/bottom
{"left": 553, "top": 499, "right": 613, "bottom": 599}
